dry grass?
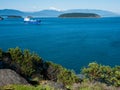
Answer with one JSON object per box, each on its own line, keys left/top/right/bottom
{"left": 71, "top": 81, "right": 117, "bottom": 90}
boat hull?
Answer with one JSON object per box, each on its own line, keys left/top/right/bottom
{"left": 24, "top": 20, "right": 41, "bottom": 24}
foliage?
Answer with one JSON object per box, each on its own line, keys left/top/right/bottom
{"left": 8, "top": 47, "right": 43, "bottom": 77}
{"left": 2, "top": 47, "right": 120, "bottom": 88}
{"left": 0, "top": 82, "right": 117, "bottom": 90}
{"left": 82, "top": 62, "right": 120, "bottom": 86}
{"left": 46, "top": 62, "right": 79, "bottom": 85}
{"left": 0, "top": 85, "right": 55, "bottom": 90}
{"left": 58, "top": 68, "right": 78, "bottom": 85}
{"left": 0, "top": 47, "right": 79, "bottom": 86}
{"left": 0, "top": 48, "right": 2, "bottom": 58}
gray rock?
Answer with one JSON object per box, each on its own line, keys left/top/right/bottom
{"left": 0, "top": 69, "right": 29, "bottom": 86}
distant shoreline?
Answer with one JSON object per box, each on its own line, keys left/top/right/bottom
{"left": 0, "top": 9, "right": 119, "bottom": 17}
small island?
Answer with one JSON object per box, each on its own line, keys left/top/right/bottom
{"left": 59, "top": 13, "right": 101, "bottom": 18}
{"left": 7, "top": 15, "right": 22, "bottom": 18}
{"left": 0, "top": 15, "right": 22, "bottom": 19}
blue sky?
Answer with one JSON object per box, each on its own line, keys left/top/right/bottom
{"left": 0, "top": 0, "right": 120, "bottom": 13}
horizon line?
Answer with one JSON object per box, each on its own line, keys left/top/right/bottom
{"left": 0, "top": 8, "right": 119, "bottom": 14}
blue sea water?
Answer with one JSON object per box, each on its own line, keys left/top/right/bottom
{"left": 0, "top": 17, "right": 120, "bottom": 73}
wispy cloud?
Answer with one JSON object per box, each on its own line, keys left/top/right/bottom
{"left": 49, "top": 7, "right": 61, "bottom": 11}
{"left": 31, "top": 6, "right": 41, "bottom": 11}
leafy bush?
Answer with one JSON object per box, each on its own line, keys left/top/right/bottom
{"left": 0, "top": 48, "right": 2, "bottom": 58}
{"left": 8, "top": 47, "right": 43, "bottom": 77}
{"left": 46, "top": 62, "right": 79, "bottom": 85}
{"left": 82, "top": 62, "right": 120, "bottom": 86}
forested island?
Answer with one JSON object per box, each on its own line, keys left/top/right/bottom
{"left": 0, "top": 47, "right": 120, "bottom": 90}
{"left": 59, "top": 13, "right": 101, "bottom": 18}
{"left": 7, "top": 15, "right": 22, "bottom": 18}
{"left": 0, "top": 15, "right": 22, "bottom": 19}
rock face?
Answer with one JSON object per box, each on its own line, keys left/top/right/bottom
{"left": 0, "top": 69, "right": 29, "bottom": 86}
{"left": 59, "top": 13, "right": 101, "bottom": 18}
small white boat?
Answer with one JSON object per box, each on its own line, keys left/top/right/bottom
{"left": 24, "top": 16, "right": 41, "bottom": 24}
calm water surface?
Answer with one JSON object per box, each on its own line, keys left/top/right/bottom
{"left": 0, "top": 17, "right": 120, "bottom": 73}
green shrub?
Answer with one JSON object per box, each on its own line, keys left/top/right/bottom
{"left": 81, "top": 62, "right": 120, "bottom": 86}
{"left": 58, "top": 68, "right": 78, "bottom": 85}
{"left": 0, "top": 48, "right": 2, "bottom": 58}
{"left": 8, "top": 47, "right": 43, "bottom": 77}
{"left": 8, "top": 47, "right": 23, "bottom": 63}
{"left": 46, "top": 62, "right": 79, "bottom": 85}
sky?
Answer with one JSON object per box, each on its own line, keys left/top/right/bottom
{"left": 0, "top": 0, "right": 120, "bottom": 13}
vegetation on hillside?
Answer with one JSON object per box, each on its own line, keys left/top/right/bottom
{"left": 0, "top": 82, "right": 117, "bottom": 90}
{"left": 82, "top": 62, "right": 120, "bottom": 86}
{"left": 0, "top": 47, "right": 79, "bottom": 86}
{"left": 46, "top": 62, "right": 79, "bottom": 85}
{"left": 0, "top": 47, "right": 120, "bottom": 90}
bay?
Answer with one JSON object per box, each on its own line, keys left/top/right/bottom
{"left": 0, "top": 17, "right": 120, "bottom": 73}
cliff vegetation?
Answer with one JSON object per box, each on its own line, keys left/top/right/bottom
{"left": 0, "top": 47, "right": 120, "bottom": 90}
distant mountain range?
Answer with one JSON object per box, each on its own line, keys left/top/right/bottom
{"left": 0, "top": 9, "right": 120, "bottom": 17}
